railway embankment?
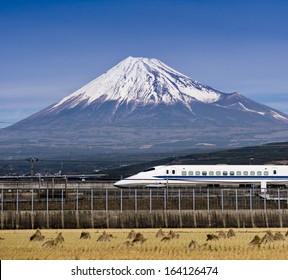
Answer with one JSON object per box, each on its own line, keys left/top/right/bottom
{"left": 1, "top": 180, "right": 288, "bottom": 229}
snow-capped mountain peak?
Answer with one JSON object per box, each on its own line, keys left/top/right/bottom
{"left": 5, "top": 56, "right": 288, "bottom": 156}
{"left": 51, "top": 56, "right": 222, "bottom": 111}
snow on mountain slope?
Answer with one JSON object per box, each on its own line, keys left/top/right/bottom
{"left": 43, "top": 56, "right": 288, "bottom": 124}
{"left": 3, "top": 56, "right": 288, "bottom": 155}
{"left": 50, "top": 56, "right": 222, "bottom": 112}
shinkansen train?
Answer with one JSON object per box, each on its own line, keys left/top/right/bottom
{"left": 114, "top": 165, "right": 288, "bottom": 189}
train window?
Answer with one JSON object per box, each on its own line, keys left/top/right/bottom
{"left": 172, "top": 170, "right": 175, "bottom": 175}
{"left": 182, "top": 171, "right": 187, "bottom": 176}
{"left": 273, "top": 170, "right": 277, "bottom": 175}
{"left": 209, "top": 171, "right": 214, "bottom": 176}
{"left": 250, "top": 171, "right": 255, "bottom": 176}
{"left": 257, "top": 171, "right": 262, "bottom": 176}
{"left": 143, "top": 168, "right": 155, "bottom": 172}
{"left": 236, "top": 171, "right": 241, "bottom": 176}
{"left": 188, "top": 171, "right": 193, "bottom": 176}
{"left": 264, "top": 171, "right": 269, "bottom": 176}
{"left": 243, "top": 171, "right": 248, "bottom": 176}
{"left": 216, "top": 171, "right": 221, "bottom": 176}
{"left": 166, "top": 170, "right": 169, "bottom": 174}
{"left": 230, "top": 171, "right": 235, "bottom": 176}
{"left": 202, "top": 171, "right": 207, "bottom": 176}
{"left": 195, "top": 171, "right": 200, "bottom": 176}
{"left": 223, "top": 171, "right": 228, "bottom": 176}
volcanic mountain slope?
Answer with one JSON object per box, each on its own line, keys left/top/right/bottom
{"left": 2, "top": 56, "right": 288, "bottom": 155}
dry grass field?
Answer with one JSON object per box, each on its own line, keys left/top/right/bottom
{"left": 0, "top": 228, "right": 287, "bottom": 260}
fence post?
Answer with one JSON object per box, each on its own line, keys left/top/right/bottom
{"left": 193, "top": 189, "right": 195, "bottom": 210}
{"left": 149, "top": 189, "right": 152, "bottom": 213}
{"left": 46, "top": 187, "right": 49, "bottom": 228}
{"left": 250, "top": 189, "right": 253, "bottom": 210}
{"left": 106, "top": 189, "right": 108, "bottom": 213}
{"left": 1, "top": 188, "right": 3, "bottom": 212}
{"left": 207, "top": 188, "right": 210, "bottom": 212}
{"left": 90, "top": 188, "right": 94, "bottom": 229}
{"left": 30, "top": 188, "right": 34, "bottom": 229}
{"left": 61, "top": 188, "right": 64, "bottom": 229}
{"left": 52, "top": 177, "right": 54, "bottom": 201}
{"left": 61, "top": 188, "right": 64, "bottom": 211}
{"left": 16, "top": 188, "right": 19, "bottom": 212}
{"left": 277, "top": 188, "right": 281, "bottom": 210}
{"left": 235, "top": 189, "right": 238, "bottom": 211}
{"left": 264, "top": 190, "right": 267, "bottom": 211}
{"left": 38, "top": 175, "right": 41, "bottom": 191}
{"left": 31, "top": 189, "right": 34, "bottom": 212}
{"left": 120, "top": 189, "right": 123, "bottom": 213}
{"left": 221, "top": 189, "right": 224, "bottom": 212}
{"left": 46, "top": 188, "right": 49, "bottom": 212}
{"left": 91, "top": 189, "right": 94, "bottom": 211}
{"left": 76, "top": 187, "right": 79, "bottom": 211}
{"left": 164, "top": 188, "right": 167, "bottom": 211}
{"left": 135, "top": 189, "right": 137, "bottom": 213}
{"left": 178, "top": 189, "right": 181, "bottom": 212}
{"left": 65, "top": 176, "right": 68, "bottom": 200}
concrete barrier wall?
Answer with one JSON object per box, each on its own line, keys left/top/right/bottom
{"left": 1, "top": 209, "right": 287, "bottom": 229}
{"left": 0, "top": 180, "right": 115, "bottom": 189}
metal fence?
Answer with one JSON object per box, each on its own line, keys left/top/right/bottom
{"left": 1, "top": 187, "right": 288, "bottom": 212}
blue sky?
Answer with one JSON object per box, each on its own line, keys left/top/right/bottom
{"left": 1, "top": 0, "right": 288, "bottom": 128}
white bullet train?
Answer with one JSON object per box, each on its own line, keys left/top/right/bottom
{"left": 114, "top": 165, "right": 288, "bottom": 189}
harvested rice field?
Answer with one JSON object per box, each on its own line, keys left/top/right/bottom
{"left": 0, "top": 228, "right": 288, "bottom": 260}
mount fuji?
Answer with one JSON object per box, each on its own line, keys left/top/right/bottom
{"left": 2, "top": 56, "right": 288, "bottom": 158}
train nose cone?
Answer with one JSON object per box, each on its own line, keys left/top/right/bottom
{"left": 114, "top": 180, "right": 126, "bottom": 188}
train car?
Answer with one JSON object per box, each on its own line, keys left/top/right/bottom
{"left": 114, "top": 165, "right": 288, "bottom": 189}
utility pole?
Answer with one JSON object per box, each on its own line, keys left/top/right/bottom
{"left": 26, "top": 157, "right": 38, "bottom": 177}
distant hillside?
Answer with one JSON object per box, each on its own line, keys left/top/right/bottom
{"left": 102, "top": 142, "right": 288, "bottom": 179}
{"left": 2, "top": 141, "right": 288, "bottom": 178}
